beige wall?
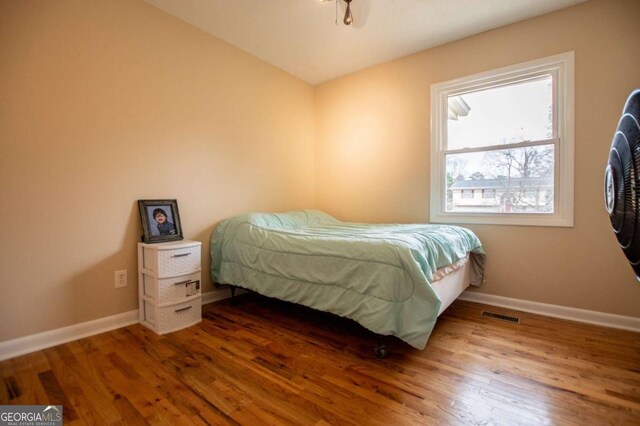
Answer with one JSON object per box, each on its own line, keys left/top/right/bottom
{"left": 0, "top": 1, "right": 314, "bottom": 341}
{"left": 2, "top": 0, "right": 639, "bottom": 344}
{"left": 315, "top": 0, "right": 640, "bottom": 317}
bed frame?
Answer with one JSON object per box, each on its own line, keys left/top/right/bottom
{"left": 227, "top": 258, "right": 471, "bottom": 359}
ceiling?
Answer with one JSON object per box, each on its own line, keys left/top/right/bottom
{"left": 145, "top": 0, "right": 587, "bottom": 85}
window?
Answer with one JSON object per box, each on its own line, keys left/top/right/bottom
{"left": 430, "top": 52, "right": 574, "bottom": 226}
{"left": 483, "top": 189, "right": 496, "bottom": 199}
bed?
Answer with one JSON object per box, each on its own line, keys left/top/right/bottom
{"left": 210, "top": 210, "right": 485, "bottom": 351}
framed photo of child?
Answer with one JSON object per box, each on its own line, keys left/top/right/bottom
{"left": 138, "top": 199, "right": 184, "bottom": 243}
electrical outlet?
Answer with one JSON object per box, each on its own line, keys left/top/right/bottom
{"left": 115, "top": 270, "right": 127, "bottom": 288}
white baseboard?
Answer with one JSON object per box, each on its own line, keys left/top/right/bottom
{"left": 459, "top": 290, "right": 640, "bottom": 332}
{"left": 202, "top": 287, "right": 246, "bottom": 305}
{"left": 0, "top": 289, "right": 240, "bottom": 362}
{"left": 202, "top": 288, "right": 231, "bottom": 305}
{"left": 0, "top": 310, "right": 139, "bottom": 362}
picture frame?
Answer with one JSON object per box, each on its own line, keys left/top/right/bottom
{"left": 138, "top": 199, "right": 184, "bottom": 244}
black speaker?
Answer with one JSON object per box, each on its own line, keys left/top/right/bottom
{"left": 605, "top": 90, "right": 640, "bottom": 279}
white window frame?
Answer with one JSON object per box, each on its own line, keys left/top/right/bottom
{"left": 430, "top": 52, "right": 574, "bottom": 227}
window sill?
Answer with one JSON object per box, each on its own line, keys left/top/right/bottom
{"left": 430, "top": 212, "right": 574, "bottom": 227}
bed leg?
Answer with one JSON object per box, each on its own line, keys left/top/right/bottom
{"left": 375, "top": 343, "right": 388, "bottom": 359}
{"left": 230, "top": 285, "right": 238, "bottom": 304}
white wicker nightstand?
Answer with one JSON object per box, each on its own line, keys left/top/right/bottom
{"left": 137, "top": 240, "right": 202, "bottom": 334}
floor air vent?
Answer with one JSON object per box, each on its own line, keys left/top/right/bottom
{"left": 481, "top": 311, "right": 520, "bottom": 323}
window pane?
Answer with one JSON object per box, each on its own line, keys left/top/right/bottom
{"left": 482, "top": 189, "right": 495, "bottom": 199}
{"left": 445, "top": 144, "right": 554, "bottom": 214}
{"left": 447, "top": 76, "right": 553, "bottom": 150}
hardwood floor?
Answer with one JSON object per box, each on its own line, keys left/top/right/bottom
{"left": 1, "top": 293, "right": 639, "bottom": 425}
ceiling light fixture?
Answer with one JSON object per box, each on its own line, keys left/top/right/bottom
{"left": 321, "top": 0, "right": 354, "bottom": 27}
{"left": 343, "top": 0, "right": 353, "bottom": 26}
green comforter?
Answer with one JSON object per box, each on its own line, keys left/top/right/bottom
{"left": 210, "top": 210, "right": 485, "bottom": 349}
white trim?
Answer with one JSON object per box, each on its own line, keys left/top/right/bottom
{"left": 0, "top": 310, "right": 139, "bottom": 362}
{"left": 430, "top": 51, "right": 575, "bottom": 227}
{"left": 201, "top": 287, "right": 245, "bottom": 304}
{"left": 445, "top": 138, "right": 557, "bottom": 155}
{"left": 459, "top": 291, "right": 640, "bottom": 332}
{"left": 0, "top": 289, "right": 241, "bottom": 361}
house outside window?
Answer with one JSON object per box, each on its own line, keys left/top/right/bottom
{"left": 430, "top": 52, "right": 574, "bottom": 226}
{"left": 450, "top": 177, "right": 552, "bottom": 213}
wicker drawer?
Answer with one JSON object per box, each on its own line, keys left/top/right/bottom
{"left": 141, "top": 271, "right": 201, "bottom": 305}
{"left": 138, "top": 240, "right": 203, "bottom": 335}
{"left": 142, "top": 297, "right": 202, "bottom": 334}
{"left": 140, "top": 241, "right": 201, "bottom": 277}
